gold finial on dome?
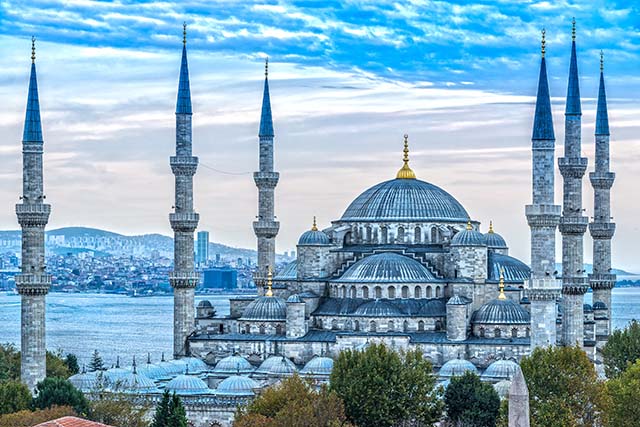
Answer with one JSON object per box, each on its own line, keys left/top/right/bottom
{"left": 311, "top": 216, "right": 318, "bottom": 231}
{"left": 396, "top": 134, "right": 416, "bottom": 179}
{"left": 498, "top": 268, "right": 506, "bottom": 300}
{"left": 489, "top": 220, "right": 494, "bottom": 234}
{"left": 31, "top": 36, "right": 36, "bottom": 63}
{"left": 466, "top": 220, "right": 472, "bottom": 231}
{"left": 266, "top": 266, "right": 273, "bottom": 297}
{"left": 541, "top": 29, "right": 546, "bottom": 58}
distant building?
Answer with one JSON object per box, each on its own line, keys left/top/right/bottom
{"left": 215, "top": 253, "right": 221, "bottom": 265}
{"left": 203, "top": 267, "right": 238, "bottom": 290}
{"left": 196, "top": 231, "right": 210, "bottom": 267}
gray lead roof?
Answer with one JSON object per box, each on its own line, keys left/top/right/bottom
{"left": 23, "top": 63, "right": 43, "bottom": 142}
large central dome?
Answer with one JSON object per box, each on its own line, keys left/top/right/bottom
{"left": 340, "top": 178, "right": 469, "bottom": 222}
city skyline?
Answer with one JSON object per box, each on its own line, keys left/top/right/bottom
{"left": 1, "top": 1, "right": 639, "bottom": 271}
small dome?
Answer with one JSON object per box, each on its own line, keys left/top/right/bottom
{"left": 112, "top": 370, "right": 158, "bottom": 394}
{"left": 583, "top": 303, "right": 593, "bottom": 313}
{"left": 488, "top": 253, "right": 530, "bottom": 283}
{"left": 451, "top": 226, "right": 486, "bottom": 247}
{"left": 354, "top": 299, "right": 402, "bottom": 316}
{"left": 447, "top": 294, "right": 468, "bottom": 305}
{"left": 493, "top": 380, "right": 511, "bottom": 399}
{"left": 337, "top": 252, "right": 437, "bottom": 283}
{"left": 300, "top": 356, "right": 334, "bottom": 377}
{"left": 255, "top": 356, "right": 297, "bottom": 376}
{"left": 180, "top": 357, "right": 210, "bottom": 374}
{"left": 104, "top": 367, "right": 130, "bottom": 385}
{"left": 481, "top": 359, "right": 520, "bottom": 382}
{"left": 439, "top": 358, "right": 478, "bottom": 378}
{"left": 472, "top": 299, "right": 531, "bottom": 325}
{"left": 520, "top": 296, "right": 530, "bottom": 305}
{"left": 298, "top": 230, "right": 330, "bottom": 245}
{"left": 69, "top": 370, "right": 101, "bottom": 393}
{"left": 165, "top": 374, "right": 211, "bottom": 395}
{"left": 484, "top": 223, "right": 508, "bottom": 249}
{"left": 197, "top": 300, "right": 213, "bottom": 308}
{"left": 158, "top": 359, "right": 184, "bottom": 376}
{"left": 213, "top": 355, "right": 254, "bottom": 376}
{"left": 287, "top": 294, "right": 303, "bottom": 303}
{"left": 437, "top": 379, "right": 451, "bottom": 389}
{"left": 216, "top": 375, "right": 259, "bottom": 396}
{"left": 240, "top": 296, "right": 287, "bottom": 321}
{"left": 136, "top": 362, "right": 166, "bottom": 380}
{"left": 593, "top": 301, "right": 607, "bottom": 310}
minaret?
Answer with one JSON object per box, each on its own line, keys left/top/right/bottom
{"left": 589, "top": 51, "right": 615, "bottom": 339}
{"left": 169, "top": 24, "right": 199, "bottom": 358}
{"left": 558, "top": 19, "right": 589, "bottom": 347}
{"left": 525, "top": 30, "right": 562, "bottom": 348}
{"left": 16, "top": 37, "right": 52, "bottom": 391}
{"left": 252, "top": 59, "right": 280, "bottom": 294}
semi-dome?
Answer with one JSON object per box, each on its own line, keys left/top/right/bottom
{"left": 340, "top": 178, "right": 469, "bottom": 222}
{"left": 484, "top": 222, "right": 507, "bottom": 249}
{"left": 337, "top": 252, "right": 437, "bottom": 283}
{"left": 215, "top": 375, "right": 259, "bottom": 396}
{"left": 112, "top": 370, "right": 158, "bottom": 394}
{"left": 165, "top": 374, "right": 211, "bottom": 395}
{"left": 488, "top": 253, "right": 531, "bottom": 283}
{"left": 438, "top": 358, "right": 478, "bottom": 378}
{"left": 275, "top": 260, "right": 297, "bottom": 281}
{"left": 481, "top": 359, "right": 520, "bottom": 382}
{"left": 213, "top": 355, "right": 254, "bottom": 375}
{"left": 255, "top": 356, "right": 297, "bottom": 376}
{"left": 354, "top": 299, "right": 402, "bottom": 317}
{"left": 240, "top": 296, "right": 287, "bottom": 321}
{"left": 300, "top": 356, "right": 334, "bottom": 377}
{"left": 451, "top": 225, "right": 486, "bottom": 247}
{"left": 472, "top": 299, "right": 531, "bottom": 325}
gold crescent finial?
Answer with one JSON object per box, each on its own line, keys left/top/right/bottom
{"left": 183, "top": 22, "right": 187, "bottom": 46}
{"left": 466, "top": 220, "right": 472, "bottom": 231}
{"left": 266, "top": 266, "right": 273, "bottom": 297}
{"left": 489, "top": 220, "right": 494, "bottom": 233}
{"left": 396, "top": 134, "right": 416, "bottom": 179}
{"left": 600, "top": 50, "right": 604, "bottom": 72}
{"left": 311, "top": 216, "right": 318, "bottom": 231}
{"left": 31, "top": 36, "right": 36, "bottom": 63}
{"left": 572, "top": 17, "right": 576, "bottom": 42}
{"left": 265, "top": 57, "right": 269, "bottom": 77}
{"left": 498, "top": 268, "right": 506, "bottom": 300}
{"left": 541, "top": 29, "right": 546, "bottom": 58}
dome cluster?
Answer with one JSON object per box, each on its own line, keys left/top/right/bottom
{"left": 240, "top": 296, "right": 287, "bottom": 321}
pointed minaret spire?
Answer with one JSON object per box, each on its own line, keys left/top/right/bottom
{"left": 566, "top": 18, "right": 581, "bottom": 116}
{"left": 595, "top": 51, "right": 609, "bottom": 136}
{"left": 24, "top": 37, "right": 43, "bottom": 143}
{"left": 259, "top": 58, "right": 274, "bottom": 138}
{"left": 176, "top": 22, "right": 192, "bottom": 115}
{"left": 532, "top": 29, "right": 554, "bottom": 142}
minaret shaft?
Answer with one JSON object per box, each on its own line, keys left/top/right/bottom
{"left": 169, "top": 41, "right": 199, "bottom": 358}
{"left": 17, "top": 52, "right": 51, "bottom": 392}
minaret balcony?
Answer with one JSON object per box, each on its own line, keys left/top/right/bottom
{"left": 22, "top": 141, "right": 44, "bottom": 153}
{"left": 558, "top": 157, "right": 588, "bottom": 178}
{"left": 170, "top": 156, "right": 198, "bottom": 176}
{"left": 169, "top": 271, "right": 199, "bottom": 289}
{"left": 253, "top": 172, "right": 279, "bottom": 188}
{"left": 589, "top": 172, "right": 615, "bottom": 190}
{"left": 589, "top": 273, "right": 616, "bottom": 290}
{"left": 588, "top": 222, "right": 615, "bottom": 239}
{"left": 561, "top": 276, "right": 589, "bottom": 295}
{"left": 558, "top": 216, "right": 588, "bottom": 234}
{"left": 15, "top": 273, "right": 51, "bottom": 295}
{"left": 169, "top": 212, "right": 199, "bottom": 232}
{"left": 16, "top": 203, "right": 51, "bottom": 227}
{"left": 253, "top": 220, "right": 280, "bottom": 238}
{"left": 525, "top": 204, "right": 561, "bottom": 227}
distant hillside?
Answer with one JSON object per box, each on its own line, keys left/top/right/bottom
{"left": 48, "top": 227, "right": 123, "bottom": 238}
{"left": 555, "top": 263, "right": 636, "bottom": 276}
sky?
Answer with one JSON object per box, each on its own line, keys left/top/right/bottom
{"left": 0, "top": 0, "right": 639, "bottom": 270}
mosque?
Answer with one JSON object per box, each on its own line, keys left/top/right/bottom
{"left": 15, "top": 21, "right": 615, "bottom": 427}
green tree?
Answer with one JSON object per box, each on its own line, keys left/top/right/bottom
{"left": 32, "top": 377, "right": 90, "bottom": 416}
{"left": 520, "top": 346, "right": 607, "bottom": 427}
{"left": 88, "top": 350, "right": 105, "bottom": 372}
{"left": 0, "top": 405, "right": 75, "bottom": 427}
{"left": 168, "top": 394, "right": 187, "bottom": 427}
{"left": 605, "top": 359, "right": 640, "bottom": 427}
{"left": 330, "top": 343, "right": 442, "bottom": 427}
{"left": 90, "top": 392, "right": 150, "bottom": 427}
{"left": 235, "top": 374, "right": 351, "bottom": 427}
{"left": 46, "top": 350, "right": 72, "bottom": 379}
{"left": 602, "top": 319, "right": 640, "bottom": 378}
{"left": 0, "top": 344, "right": 20, "bottom": 381}
{"left": 444, "top": 372, "right": 500, "bottom": 427}
{"left": 0, "top": 380, "right": 32, "bottom": 415}
{"left": 151, "top": 391, "right": 171, "bottom": 427}
{"left": 64, "top": 354, "right": 80, "bottom": 375}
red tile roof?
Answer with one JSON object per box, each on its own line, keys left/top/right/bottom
{"left": 33, "top": 416, "right": 115, "bottom": 427}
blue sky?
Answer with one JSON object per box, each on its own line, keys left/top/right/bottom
{"left": 0, "top": 1, "right": 639, "bottom": 270}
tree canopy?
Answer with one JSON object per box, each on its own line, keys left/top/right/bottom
{"left": 32, "top": 377, "right": 90, "bottom": 417}
{"left": 444, "top": 371, "right": 500, "bottom": 427}
{"left": 330, "top": 343, "right": 442, "bottom": 427}
{"left": 605, "top": 359, "right": 640, "bottom": 427}
{"left": 234, "top": 374, "right": 351, "bottom": 427}
{"left": 151, "top": 391, "right": 188, "bottom": 427}
{"left": 602, "top": 319, "right": 640, "bottom": 379}
{"left": 88, "top": 350, "right": 105, "bottom": 372}
{"left": 0, "top": 381, "right": 31, "bottom": 416}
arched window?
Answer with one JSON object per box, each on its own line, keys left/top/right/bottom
{"left": 331, "top": 319, "right": 338, "bottom": 330}
{"left": 388, "top": 286, "right": 396, "bottom": 299}
{"left": 397, "top": 226, "right": 405, "bottom": 243}
{"left": 426, "top": 286, "right": 433, "bottom": 298}
{"left": 375, "top": 286, "right": 382, "bottom": 299}
{"left": 317, "top": 318, "right": 323, "bottom": 329}
{"left": 414, "top": 286, "right": 422, "bottom": 299}
{"left": 401, "top": 286, "right": 409, "bottom": 299}
{"left": 526, "top": 327, "right": 530, "bottom": 337}
{"left": 435, "top": 286, "right": 441, "bottom": 298}
{"left": 418, "top": 320, "right": 425, "bottom": 332}
{"left": 435, "top": 320, "right": 443, "bottom": 331}
{"left": 345, "top": 320, "right": 353, "bottom": 331}
{"left": 259, "top": 324, "right": 266, "bottom": 335}
{"left": 245, "top": 324, "right": 250, "bottom": 334}
{"left": 276, "top": 324, "right": 283, "bottom": 335}
{"left": 350, "top": 286, "right": 357, "bottom": 298}
{"left": 414, "top": 226, "right": 421, "bottom": 243}
{"left": 369, "top": 321, "right": 377, "bottom": 332}
{"left": 344, "top": 232, "right": 352, "bottom": 246}
{"left": 366, "top": 226, "right": 372, "bottom": 243}
{"left": 403, "top": 320, "right": 409, "bottom": 332}
{"left": 341, "top": 286, "right": 347, "bottom": 298}
{"left": 494, "top": 328, "right": 501, "bottom": 338}
{"left": 431, "top": 227, "right": 438, "bottom": 243}
{"left": 354, "top": 320, "right": 360, "bottom": 331}
{"left": 373, "top": 228, "right": 379, "bottom": 244}
{"left": 388, "top": 320, "right": 395, "bottom": 332}
{"left": 362, "top": 286, "right": 369, "bottom": 299}
{"left": 511, "top": 328, "right": 518, "bottom": 338}
{"left": 381, "top": 227, "right": 388, "bottom": 244}
{"left": 479, "top": 327, "right": 485, "bottom": 337}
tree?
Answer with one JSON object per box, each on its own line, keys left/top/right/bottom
{"left": 605, "top": 359, "right": 640, "bottom": 427}
{"left": 0, "top": 344, "right": 20, "bottom": 381}
{"left": 520, "top": 346, "right": 607, "bottom": 427}
{"left": 151, "top": 391, "right": 171, "bottom": 427}
{"left": 330, "top": 343, "right": 442, "bottom": 427}
{"left": 602, "top": 319, "right": 640, "bottom": 378}
{"left": 46, "top": 350, "right": 72, "bottom": 379}
{"left": 234, "top": 374, "right": 351, "bottom": 427}
{"left": 151, "top": 391, "right": 188, "bottom": 427}
{"left": 88, "top": 349, "right": 105, "bottom": 372}
{"left": 0, "top": 381, "right": 31, "bottom": 415}
{"left": 33, "top": 377, "right": 90, "bottom": 416}
{"left": 444, "top": 372, "right": 500, "bottom": 427}
{"left": 90, "top": 392, "right": 151, "bottom": 427}
{"left": 0, "top": 405, "right": 75, "bottom": 427}
{"left": 64, "top": 353, "right": 80, "bottom": 375}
